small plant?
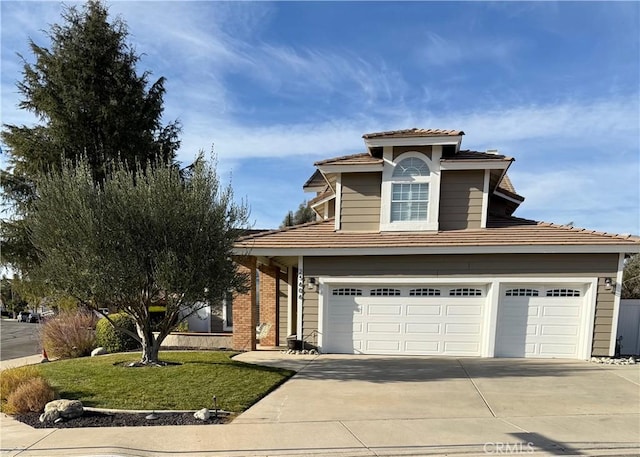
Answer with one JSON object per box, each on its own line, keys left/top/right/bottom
{"left": 40, "top": 310, "right": 98, "bottom": 359}
{"left": 175, "top": 320, "right": 189, "bottom": 332}
{"left": 95, "top": 312, "right": 139, "bottom": 353}
{"left": 4, "top": 377, "right": 56, "bottom": 414}
{"left": 0, "top": 366, "right": 41, "bottom": 411}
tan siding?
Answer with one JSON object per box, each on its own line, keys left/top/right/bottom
{"left": 305, "top": 254, "right": 618, "bottom": 277}
{"left": 592, "top": 278, "right": 616, "bottom": 356}
{"left": 340, "top": 172, "right": 381, "bottom": 231}
{"left": 278, "top": 270, "right": 289, "bottom": 346}
{"left": 327, "top": 199, "right": 335, "bottom": 219}
{"left": 439, "top": 170, "right": 485, "bottom": 230}
{"left": 302, "top": 286, "right": 319, "bottom": 349}
{"left": 393, "top": 145, "right": 432, "bottom": 160}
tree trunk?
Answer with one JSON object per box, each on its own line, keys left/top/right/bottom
{"left": 137, "top": 321, "right": 163, "bottom": 365}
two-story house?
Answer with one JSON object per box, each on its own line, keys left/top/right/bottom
{"left": 232, "top": 128, "right": 640, "bottom": 359}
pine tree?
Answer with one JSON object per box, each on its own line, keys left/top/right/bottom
{"left": 280, "top": 201, "right": 316, "bottom": 228}
{"left": 1, "top": 0, "right": 180, "bottom": 272}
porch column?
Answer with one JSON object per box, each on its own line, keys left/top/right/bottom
{"left": 258, "top": 264, "right": 279, "bottom": 347}
{"left": 232, "top": 257, "right": 257, "bottom": 351}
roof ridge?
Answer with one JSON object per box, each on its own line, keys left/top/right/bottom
{"left": 237, "top": 218, "right": 334, "bottom": 242}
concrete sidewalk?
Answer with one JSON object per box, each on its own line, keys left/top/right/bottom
{"left": 1, "top": 352, "right": 639, "bottom": 457}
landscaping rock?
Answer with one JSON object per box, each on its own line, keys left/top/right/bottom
{"left": 39, "top": 410, "right": 60, "bottom": 423}
{"left": 44, "top": 399, "right": 84, "bottom": 420}
{"left": 194, "top": 408, "right": 210, "bottom": 421}
{"left": 590, "top": 356, "right": 637, "bottom": 366}
{"left": 91, "top": 347, "right": 107, "bottom": 357}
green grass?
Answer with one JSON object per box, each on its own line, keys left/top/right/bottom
{"left": 36, "top": 351, "right": 294, "bottom": 412}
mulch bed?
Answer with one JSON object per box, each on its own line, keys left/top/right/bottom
{"left": 14, "top": 410, "right": 229, "bottom": 428}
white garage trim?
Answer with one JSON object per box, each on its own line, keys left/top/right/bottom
{"left": 317, "top": 276, "right": 597, "bottom": 359}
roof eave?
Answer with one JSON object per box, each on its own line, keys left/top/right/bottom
{"left": 233, "top": 243, "right": 640, "bottom": 257}
{"left": 364, "top": 135, "right": 463, "bottom": 149}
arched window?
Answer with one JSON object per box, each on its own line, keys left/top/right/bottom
{"left": 393, "top": 157, "right": 430, "bottom": 177}
{"left": 390, "top": 157, "right": 430, "bottom": 222}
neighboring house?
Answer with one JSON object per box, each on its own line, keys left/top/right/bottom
{"left": 231, "top": 128, "right": 640, "bottom": 359}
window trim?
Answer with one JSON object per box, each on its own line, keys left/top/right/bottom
{"left": 380, "top": 148, "right": 441, "bottom": 231}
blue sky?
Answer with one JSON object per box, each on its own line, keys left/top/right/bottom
{"left": 1, "top": 1, "right": 639, "bottom": 234}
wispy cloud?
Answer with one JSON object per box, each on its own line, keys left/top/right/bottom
{"left": 421, "top": 32, "right": 521, "bottom": 68}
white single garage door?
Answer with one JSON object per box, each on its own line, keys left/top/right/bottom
{"left": 495, "top": 285, "right": 587, "bottom": 358}
{"left": 324, "top": 285, "right": 486, "bottom": 356}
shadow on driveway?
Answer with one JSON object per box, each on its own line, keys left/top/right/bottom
{"left": 287, "top": 356, "right": 608, "bottom": 383}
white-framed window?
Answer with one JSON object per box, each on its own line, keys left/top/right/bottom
{"left": 222, "top": 292, "right": 233, "bottom": 331}
{"left": 370, "top": 288, "right": 401, "bottom": 296}
{"left": 546, "top": 288, "right": 581, "bottom": 297}
{"left": 409, "top": 288, "right": 441, "bottom": 296}
{"left": 332, "top": 288, "right": 363, "bottom": 296}
{"left": 380, "top": 149, "right": 441, "bottom": 231}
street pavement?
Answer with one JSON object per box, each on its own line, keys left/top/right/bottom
{"left": 1, "top": 351, "right": 639, "bottom": 457}
{"left": 0, "top": 319, "right": 41, "bottom": 361}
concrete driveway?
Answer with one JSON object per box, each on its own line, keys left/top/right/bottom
{"left": 234, "top": 352, "right": 640, "bottom": 455}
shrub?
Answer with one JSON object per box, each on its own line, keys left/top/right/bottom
{"left": 5, "top": 377, "right": 56, "bottom": 414}
{"left": 40, "top": 310, "right": 98, "bottom": 359}
{"left": 0, "top": 366, "right": 41, "bottom": 411}
{"left": 95, "top": 312, "right": 139, "bottom": 353}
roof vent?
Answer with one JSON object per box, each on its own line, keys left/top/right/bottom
{"left": 486, "top": 149, "right": 499, "bottom": 155}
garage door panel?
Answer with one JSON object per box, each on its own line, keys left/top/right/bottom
{"left": 406, "top": 304, "right": 442, "bottom": 315}
{"left": 445, "top": 323, "right": 481, "bottom": 335}
{"left": 405, "top": 322, "right": 441, "bottom": 334}
{"left": 496, "top": 284, "right": 586, "bottom": 359}
{"left": 325, "top": 285, "right": 485, "bottom": 356}
{"left": 540, "top": 325, "right": 579, "bottom": 336}
{"left": 542, "top": 306, "right": 580, "bottom": 317}
{"left": 405, "top": 341, "right": 440, "bottom": 352}
{"left": 367, "top": 340, "right": 400, "bottom": 352}
{"left": 539, "top": 343, "right": 577, "bottom": 356}
{"left": 367, "top": 322, "right": 401, "bottom": 334}
{"left": 446, "top": 305, "right": 482, "bottom": 316}
{"left": 368, "top": 304, "right": 402, "bottom": 316}
{"left": 444, "top": 341, "right": 480, "bottom": 353}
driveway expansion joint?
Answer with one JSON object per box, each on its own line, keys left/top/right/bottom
{"left": 339, "top": 420, "right": 379, "bottom": 457}
{"left": 457, "top": 358, "right": 497, "bottom": 418}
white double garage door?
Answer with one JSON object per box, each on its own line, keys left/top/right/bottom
{"left": 322, "top": 282, "right": 592, "bottom": 359}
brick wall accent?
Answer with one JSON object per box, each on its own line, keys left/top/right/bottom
{"left": 232, "top": 257, "right": 257, "bottom": 351}
{"left": 258, "top": 264, "right": 279, "bottom": 347}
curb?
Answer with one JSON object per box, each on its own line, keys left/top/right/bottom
{"left": 83, "top": 406, "right": 233, "bottom": 415}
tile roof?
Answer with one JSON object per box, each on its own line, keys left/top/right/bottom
{"left": 235, "top": 217, "right": 640, "bottom": 251}
{"left": 308, "top": 188, "right": 334, "bottom": 206}
{"left": 442, "top": 150, "right": 513, "bottom": 161}
{"left": 314, "top": 153, "right": 383, "bottom": 166}
{"left": 363, "top": 128, "right": 464, "bottom": 139}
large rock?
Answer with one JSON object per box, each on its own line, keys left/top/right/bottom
{"left": 194, "top": 408, "right": 210, "bottom": 421}
{"left": 42, "top": 399, "right": 84, "bottom": 421}
{"left": 91, "top": 347, "right": 107, "bottom": 357}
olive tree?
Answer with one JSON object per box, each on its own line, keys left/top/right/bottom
{"left": 28, "top": 157, "right": 248, "bottom": 364}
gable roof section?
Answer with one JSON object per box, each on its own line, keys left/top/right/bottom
{"left": 302, "top": 169, "right": 328, "bottom": 191}
{"left": 234, "top": 217, "right": 640, "bottom": 255}
{"left": 363, "top": 128, "right": 464, "bottom": 139}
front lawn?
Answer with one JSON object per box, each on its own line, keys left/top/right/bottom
{"left": 37, "top": 351, "right": 294, "bottom": 412}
